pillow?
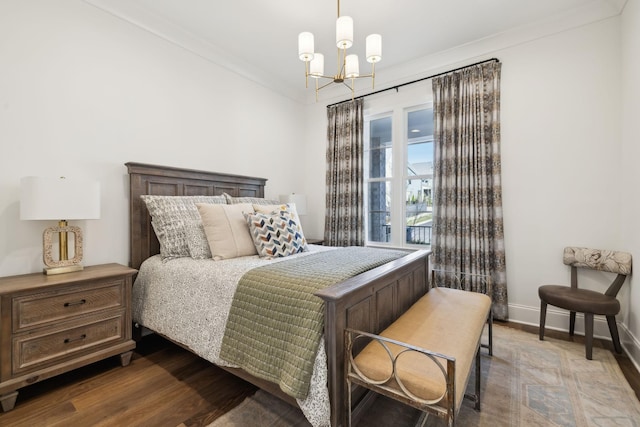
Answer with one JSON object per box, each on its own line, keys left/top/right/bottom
{"left": 223, "top": 192, "right": 280, "bottom": 205}
{"left": 253, "top": 203, "right": 308, "bottom": 250}
{"left": 141, "top": 195, "right": 227, "bottom": 260}
{"left": 245, "top": 211, "right": 306, "bottom": 258}
{"left": 185, "top": 221, "right": 212, "bottom": 259}
{"left": 196, "top": 203, "right": 257, "bottom": 260}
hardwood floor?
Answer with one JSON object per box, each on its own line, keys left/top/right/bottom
{"left": 0, "top": 321, "right": 638, "bottom": 427}
{"left": 0, "top": 335, "right": 257, "bottom": 427}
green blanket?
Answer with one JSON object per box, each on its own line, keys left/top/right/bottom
{"left": 219, "top": 247, "right": 407, "bottom": 399}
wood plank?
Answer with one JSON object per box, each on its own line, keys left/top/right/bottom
{"left": 0, "top": 324, "right": 636, "bottom": 427}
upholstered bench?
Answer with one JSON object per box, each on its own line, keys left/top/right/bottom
{"left": 345, "top": 287, "right": 492, "bottom": 427}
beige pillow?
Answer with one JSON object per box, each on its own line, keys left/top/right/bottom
{"left": 196, "top": 203, "right": 257, "bottom": 260}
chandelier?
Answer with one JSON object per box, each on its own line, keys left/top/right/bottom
{"left": 298, "top": 0, "right": 382, "bottom": 100}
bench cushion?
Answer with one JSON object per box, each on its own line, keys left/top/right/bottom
{"left": 353, "top": 287, "right": 491, "bottom": 409}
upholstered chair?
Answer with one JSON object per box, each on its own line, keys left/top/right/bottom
{"left": 538, "top": 247, "right": 632, "bottom": 360}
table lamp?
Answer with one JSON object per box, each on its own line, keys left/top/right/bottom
{"left": 20, "top": 176, "right": 101, "bottom": 275}
{"left": 278, "top": 193, "right": 307, "bottom": 216}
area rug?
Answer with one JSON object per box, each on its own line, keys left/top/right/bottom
{"left": 208, "top": 324, "right": 640, "bottom": 427}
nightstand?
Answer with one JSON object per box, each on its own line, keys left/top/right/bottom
{"left": 307, "top": 238, "right": 325, "bottom": 245}
{"left": 0, "top": 263, "right": 137, "bottom": 411}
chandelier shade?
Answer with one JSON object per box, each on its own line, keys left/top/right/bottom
{"left": 336, "top": 16, "right": 353, "bottom": 48}
{"left": 310, "top": 53, "right": 325, "bottom": 77}
{"left": 298, "top": 0, "right": 381, "bottom": 100}
{"left": 366, "top": 34, "right": 382, "bottom": 63}
{"left": 298, "top": 32, "right": 314, "bottom": 61}
{"left": 345, "top": 55, "right": 359, "bottom": 78}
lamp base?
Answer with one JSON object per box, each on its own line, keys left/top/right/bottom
{"left": 44, "top": 264, "right": 84, "bottom": 275}
{"left": 43, "top": 222, "right": 85, "bottom": 275}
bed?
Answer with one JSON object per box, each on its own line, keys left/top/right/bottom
{"left": 126, "top": 162, "right": 430, "bottom": 426}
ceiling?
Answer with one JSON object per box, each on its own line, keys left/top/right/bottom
{"left": 84, "top": 0, "right": 625, "bottom": 103}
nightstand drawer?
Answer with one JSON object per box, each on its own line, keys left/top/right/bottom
{"left": 12, "top": 280, "right": 125, "bottom": 332}
{"left": 12, "top": 312, "right": 126, "bottom": 375}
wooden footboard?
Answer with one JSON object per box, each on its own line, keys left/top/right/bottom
{"left": 316, "top": 249, "right": 429, "bottom": 427}
{"left": 126, "top": 162, "right": 430, "bottom": 427}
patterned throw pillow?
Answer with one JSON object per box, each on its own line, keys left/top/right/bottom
{"left": 253, "top": 203, "right": 308, "bottom": 251}
{"left": 184, "top": 221, "right": 212, "bottom": 259}
{"left": 223, "top": 192, "right": 280, "bottom": 205}
{"left": 245, "top": 211, "right": 306, "bottom": 258}
{"left": 140, "top": 195, "right": 226, "bottom": 260}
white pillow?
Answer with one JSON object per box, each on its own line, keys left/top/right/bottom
{"left": 196, "top": 203, "right": 257, "bottom": 260}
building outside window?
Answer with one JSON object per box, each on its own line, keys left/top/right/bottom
{"left": 364, "top": 86, "right": 433, "bottom": 248}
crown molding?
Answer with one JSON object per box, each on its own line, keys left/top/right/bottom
{"left": 83, "top": 0, "right": 307, "bottom": 103}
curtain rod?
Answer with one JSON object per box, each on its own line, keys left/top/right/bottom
{"left": 326, "top": 57, "right": 499, "bottom": 108}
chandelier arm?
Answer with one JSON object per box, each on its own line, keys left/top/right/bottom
{"left": 317, "top": 80, "right": 338, "bottom": 91}
{"left": 315, "top": 74, "right": 336, "bottom": 80}
{"left": 344, "top": 80, "right": 355, "bottom": 100}
{"left": 372, "top": 62, "right": 376, "bottom": 88}
{"left": 305, "top": 61, "right": 309, "bottom": 88}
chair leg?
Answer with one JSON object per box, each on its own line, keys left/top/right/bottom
{"left": 606, "top": 315, "right": 623, "bottom": 354}
{"left": 570, "top": 311, "right": 576, "bottom": 336}
{"left": 539, "top": 301, "right": 547, "bottom": 341}
{"left": 584, "top": 313, "right": 594, "bottom": 360}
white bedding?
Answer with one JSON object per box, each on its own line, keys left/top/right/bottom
{"left": 131, "top": 245, "right": 333, "bottom": 427}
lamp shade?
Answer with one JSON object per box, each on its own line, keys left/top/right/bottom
{"left": 345, "top": 54, "right": 360, "bottom": 78}
{"left": 336, "top": 16, "right": 353, "bottom": 49}
{"left": 298, "top": 32, "right": 314, "bottom": 61}
{"left": 310, "top": 53, "right": 324, "bottom": 78}
{"left": 279, "top": 193, "right": 307, "bottom": 216}
{"left": 20, "top": 176, "right": 101, "bottom": 220}
{"left": 366, "top": 34, "right": 382, "bottom": 63}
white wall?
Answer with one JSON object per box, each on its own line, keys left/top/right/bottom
{"left": 620, "top": 0, "right": 640, "bottom": 365}
{"left": 499, "top": 18, "right": 623, "bottom": 326}
{"left": 1, "top": 0, "right": 636, "bottom": 368}
{"left": 0, "top": 0, "right": 306, "bottom": 276}
{"left": 302, "top": 15, "right": 638, "bottom": 365}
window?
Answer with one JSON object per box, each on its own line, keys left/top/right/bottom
{"left": 364, "top": 87, "right": 433, "bottom": 248}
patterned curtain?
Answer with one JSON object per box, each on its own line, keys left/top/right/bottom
{"left": 324, "top": 99, "right": 364, "bottom": 247}
{"left": 431, "top": 61, "right": 508, "bottom": 320}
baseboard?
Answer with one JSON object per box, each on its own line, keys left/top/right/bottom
{"left": 508, "top": 303, "right": 640, "bottom": 372}
{"left": 620, "top": 323, "right": 640, "bottom": 373}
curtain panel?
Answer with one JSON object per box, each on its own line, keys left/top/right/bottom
{"left": 324, "top": 99, "right": 364, "bottom": 247}
{"left": 431, "top": 61, "right": 508, "bottom": 320}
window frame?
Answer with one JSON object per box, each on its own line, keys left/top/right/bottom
{"left": 363, "top": 86, "right": 433, "bottom": 249}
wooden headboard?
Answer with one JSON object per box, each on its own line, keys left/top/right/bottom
{"left": 126, "top": 162, "right": 267, "bottom": 270}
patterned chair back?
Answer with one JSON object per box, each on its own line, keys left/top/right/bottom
{"left": 563, "top": 247, "right": 632, "bottom": 275}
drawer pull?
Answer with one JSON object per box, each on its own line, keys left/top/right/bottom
{"left": 64, "top": 299, "right": 87, "bottom": 307}
{"left": 64, "top": 334, "right": 87, "bottom": 344}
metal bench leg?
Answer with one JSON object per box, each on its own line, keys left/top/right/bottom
{"left": 475, "top": 347, "right": 481, "bottom": 411}
{"left": 416, "top": 411, "right": 429, "bottom": 427}
{"left": 481, "top": 310, "right": 493, "bottom": 355}
{"left": 487, "top": 310, "right": 493, "bottom": 356}
{"left": 347, "top": 376, "right": 353, "bottom": 427}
